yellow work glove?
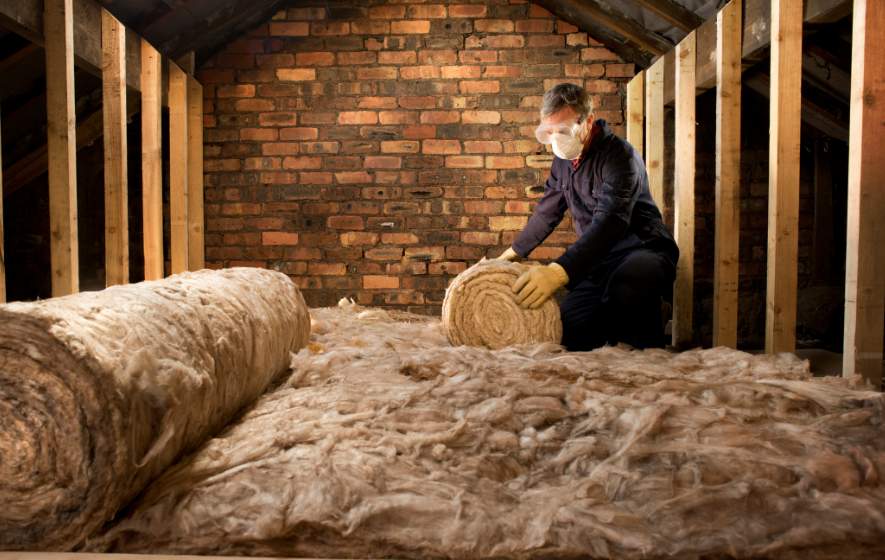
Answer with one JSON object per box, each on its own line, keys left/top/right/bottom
{"left": 495, "top": 247, "right": 519, "bottom": 261}
{"left": 513, "top": 263, "right": 569, "bottom": 309}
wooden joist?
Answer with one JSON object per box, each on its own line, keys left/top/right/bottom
{"left": 713, "top": 0, "right": 742, "bottom": 348}
{"left": 187, "top": 75, "right": 205, "bottom": 271}
{"left": 645, "top": 57, "right": 665, "bottom": 207}
{"left": 672, "top": 31, "right": 696, "bottom": 348}
{"left": 168, "top": 62, "right": 189, "bottom": 275}
{"left": 626, "top": 71, "right": 645, "bottom": 158}
{"left": 665, "top": 0, "right": 850, "bottom": 104}
{"left": 141, "top": 39, "right": 164, "bottom": 281}
{"left": 44, "top": 0, "right": 79, "bottom": 297}
{"left": 0, "top": 0, "right": 142, "bottom": 91}
{"left": 843, "top": 0, "right": 885, "bottom": 387}
{"left": 632, "top": 0, "right": 704, "bottom": 33}
{"left": 102, "top": 9, "right": 128, "bottom": 287}
{"left": 765, "top": 0, "right": 803, "bottom": 354}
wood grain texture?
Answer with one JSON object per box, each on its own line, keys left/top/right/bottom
{"left": 626, "top": 71, "right": 645, "bottom": 158}
{"left": 168, "top": 63, "right": 189, "bottom": 274}
{"left": 187, "top": 75, "right": 205, "bottom": 270}
{"left": 713, "top": 0, "right": 742, "bottom": 348}
{"left": 102, "top": 9, "right": 128, "bottom": 286}
{"left": 672, "top": 32, "right": 696, "bottom": 348}
{"left": 44, "top": 0, "right": 79, "bottom": 297}
{"left": 645, "top": 57, "right": 665, "bottom": 207}
{"left": 141, "top": 39, "right": 163, "bottom": 281}
{"left": 0, "top": 104, "right": 5, "bottom": 303}
{"left": 765, "top": 0, "right": 802, "bottom": 354}
{"left": 843, "top": 0, "right": 885, "bottom": 387}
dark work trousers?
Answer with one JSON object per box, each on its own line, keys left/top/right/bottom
{"left": 559, "top": 246, "right": 676, "bottom": 351}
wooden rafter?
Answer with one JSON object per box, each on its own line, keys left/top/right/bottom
{"left": 141, "top": 38, "right": 163, "bottom": 281}
{"left": 632, "top": 0, "right": 703, "bottom": 33}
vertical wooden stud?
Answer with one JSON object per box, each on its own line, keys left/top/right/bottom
{"left": 672, "top": 31, "right": 696, "bottom": 348}
{"left": 843, "top": 0, "right": 885, "bottom": 387}
{"left": 645, "top": 57, "right": 665, "bottom": 206}
{"left": 168, "top": 63, "right": 189, "bottom": 274}
{"left": 765, "top": 0, "right": 803, "bottom": 353}
{"left": 187, "top": 75, "right": 204, "bottom": 270}
{"left": 713, "top": 0, "right": 742, "bottom": 347}
{"left": 626, "top": 70, "right": 645, "bottom": 157}
{"left": 141, "top": 39, "right": 163, "bottom": 281}
{"left": 102, "top": 9, "right": 128, "bottom": 286}
{"left": 44, "top": 0, "right": 79, "bottom": 297}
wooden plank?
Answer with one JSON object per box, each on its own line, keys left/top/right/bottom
{"left": 645, "top": 57, "right": 665, "bottom": 207}
{"left": 765, "top": 0, "right": 803, "bottom": 354}
{"left": 0, "top": 554, "right": 332, "bottom": 560}
{"left": 843, "top": 0, "right": 885, "bottom": 387}
{"left": 663, "top": 0, "right": 850, "bottom": 102}
{"left": 632, "top": 0, "right": 704, "bottom": 33}
{"left": 187, "top": 75, "right": 204, "bottom": 270}
{"left": 44, "top": 0, "right": 79, "bottom": 297}
{"left": 102, "top": 9, "right": 128, "bottom": 286}
{"left": 0, "top": 103, "right": 5, "bottom": 303}
{"left": 626, "top": 71, "right": 645, "bottom": 158}
{"left": 0, "top": 0, "right": 142, "bottom": 91}
{"left": 713, "top": 0, "right": 742, "bottom": 348}
{"left": 141, "top": 39, "right": 164, "bottom": 281}
{"left": 672, "top": 31, "right": 696, "bottom": 348}
{"left": 168, "top": 62, "right": 189, "bottom": 275}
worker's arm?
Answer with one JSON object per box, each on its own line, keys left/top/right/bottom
{"left": 554, "top": 151, "right": 641, "bottom": 287}
{"left": 511, "top": 162, "right": 567, "bottom": 258}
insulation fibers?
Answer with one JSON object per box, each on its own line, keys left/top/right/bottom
{"left": 91, "top": 301, "right": 885, "bottom": 558}
{"left": 0, "top": 268, "right": 311, "bottom": 550}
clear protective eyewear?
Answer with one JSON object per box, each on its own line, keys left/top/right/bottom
{"left": 534, "top": 120, "right": 582, "bottom": 145}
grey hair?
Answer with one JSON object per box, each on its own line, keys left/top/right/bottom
{"left": 540, "top": 83, "right": 594, "bottom": 120}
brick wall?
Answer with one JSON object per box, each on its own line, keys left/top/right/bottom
{"left": 198, "top": 0, "right": 634, "bottom": 313}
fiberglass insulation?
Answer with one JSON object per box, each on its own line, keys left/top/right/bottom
{"left": 90, "top": 301, "right": 885, "bottom": 558}
{"left": 0, "top": 268, "right": 310, "bottom": 550}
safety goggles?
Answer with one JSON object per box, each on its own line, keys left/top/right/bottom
{"left": 534, "top": 120, "right": 582, "bottom": 145}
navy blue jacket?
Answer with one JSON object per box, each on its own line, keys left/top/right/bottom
{"left": 512, "top": 120, "right": 678, "bottom": 288}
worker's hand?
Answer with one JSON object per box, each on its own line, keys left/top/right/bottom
{"left": 513, "top": 263, "right": 569, "bottom": 309}
{"left": 494, "top": 247, "right": 519, "bottom": 262}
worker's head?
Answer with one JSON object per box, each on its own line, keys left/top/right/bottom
{"left": 535, "top": 83, "right": 595, "bottom": 160}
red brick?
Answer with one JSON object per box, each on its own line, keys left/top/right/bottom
{"left": 565, "top": 63, "right": 605, "bottom": 78}
{"left": 484, "top": 65, "right": 522, "bottom": 78}
{"left": 341, "top": 232, "right": 380, "bottom": 246}
{"left": 379, "top": 110, "right": 418, "bottom": 125}
{"left": 327, "top": 215, "right": 365, "bottom": 230}
{"left": 462, "top": 231, "right": 500, "bottom": 245}
{"left": 420, "top": 110, "right": 459, "bottom": 124}
{"left": 260, "top": 171, "right": 297, "bottom": 184}
{"left": 463, "top": 140, "right": 502, "bottom": 153}
{"left": 299, "top": 172, "right": 333, "bottom": 184}
{"left": 338, "top": 51, "right": 378, "bottom": 65}
{"left": 302, "top": 141, "right": 340, "bottom": 154}
{"left": 311, "top": 21, "right": 349, "bottom": 35}
{"left": 474, "top": 19, "right": 513, "bottom": 33}
{"left": 358, "top": 96, "right": 398, "bottom": 109}
{"left": 459, "top": 50, "right": 497, "bottom": 64}
{"left": 399, "top": 96, "right": 437, "bottom": 109}
{"left": 241, "top": 128, "right": 278, "bottom": 141}
{"left": 445, "top": 155, "right": 484, "bottom": 168}
{"left": 441, "top": 65, "right": 481, "bottom": 79}
{"left": 282, "top": 156, "right": 322, "bottom": 169}
{"left": 485, "top": 155, "right": 523, "bottom": 169}
{"left": 261, "top": 231, "right": 299, "bottom": 246}
{"left": 557, "top": 19, "right": 579, "bottom": 34}
{"left": 489, "top": 216, "right": 528, "bottom": 231}
{"left": 418, "top": 49, "right": 457, "bottom": 65}
{"left": 366, "top": 247, "right": 405, "bottom": 260}
{"left": 529, "top": 4, "right": 553, "bottom": 17}
{"left": 280, "top": 127, "right": 319, "bottom": 140}
{"left": 582, "top": 47, "right": 620, "bottom": 62}
{"left": 407, "top": 5, "right": 446, "bottom": 18}
{"left": 357, "top": 66, "right": 398, "bottom": 80}
{"left": 403, "top": 124, "right": 437, "bottom": 139}
{"left": 391, "top": 20, "right": 430, "bottom": 33}
{"left": 462, "top": 110, "right": 501, "bottom": 124}
{"left": 527, "top": 35, "right": 564, "bottom": 48}
{"left": 276, "top": 68, "right": 316, "bottom": 81}
{"left": 378, "top": 51, "right": 417, "bottom": 65}
{"left": 217, "top": 84, "right": 255, "bottom": 98}
{"left": 449, "top": 5, "right": 487, "bottom": 18}
{"left": 423, "top": 139, "right": 461, "bottom": 155}
{"left": 205, "top": 159, "right": 241, "bottom": 172}
{"left": 459, "top": 80, "right": 500, "bottom": 94}
{"left": 464, "top": 200, "right": 504, "bottom": 214}
{"left": 382, "top": 233, "right": 419, "bottom": 244}
{"left": 606, "top": 63, "right": 635, "bottom": 78}
{"left": 364, "top": 156, "right": 402, "bottom": 169}
{"left": 295, "top": 51, "right": 335, "bottom": 66}
{"left": 286, "top": 7, "right": 326, "bottom": 20}
{"left": 399, "top": 65, "right": 440, "bottom": 79}
{"left": 483, "top": 35, "right": 525, "bottom": 48}
{"left": 566, "top": 33, "right": 589, "bottom": 47}
{"left": 258, "top": 112, "right": 297, "bottom": 126}
{"left": 381, "top": 140, "right": 421, "bottom": 153}
{"left": 268, "top": 22, "right": 309, "bottom": 36}
{"left": 338, "top": 111, "right": 378, "bottom": 125}
{"left": 255, "top": 54, "right": 294, "bottom": 70}
{"left": 235, "top": 98, "right": 274, "bottom": 112}
{"left": 336, "top": 171, "right": 373, "bottom": 183}
{"left": 369, "top": 5, "right": 405, "bottom": 18}
{"left": 363, "top": 275, "right": 400, "bottom": 289}
{"left": 310, "top": 263, "right": 347, "bottom": 276}
{"left": 244, "top": 157, "right": 281, "bottom": 170}
{"left": 350, "top": 20, "right": 390, "bottom": 34}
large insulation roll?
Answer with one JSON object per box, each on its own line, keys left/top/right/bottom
{"left": 0, "top": 267, "right": 310, "bottom": 550}
{"left": 442, "top": 260, "right": 562, "bottom": 349}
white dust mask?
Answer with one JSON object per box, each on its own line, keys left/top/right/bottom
{"left": 550, "top": 132, "right": 584, "bottom": 160}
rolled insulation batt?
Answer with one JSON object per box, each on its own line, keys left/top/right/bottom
{"left": 0, "top": 267, "right": 310, "bottom": 550}
{"left": 442, "top": 260, "right": 562, "bottom": 349}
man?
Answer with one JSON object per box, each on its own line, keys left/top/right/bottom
{"left": 496, "top": 83, "right": 679, "bottom": 351}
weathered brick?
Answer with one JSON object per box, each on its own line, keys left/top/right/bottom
{"left": 485, "top": 155, "right": 524, "bottom": 169}
{"left": 440, "top": 65, "right": 481, "bottom": 79}
{"left": 449, "top": 4, "right": 487, "bottom": 18}
{"left": 381, "top": 140, "right": 421, "bottom": 153}
{"left": 369, "top": 5, "right": 405, "bottom": 18}
{"left": 382, "top": 233, "right": 419, "bottom": 244}
{"left": 403, "top": 124, "right": 437, "bottom": 139}
{"left": 459, "top": 80, "right": 500, "bottom": 94}
{"left": 280, "top": 127, "right": 319, "bottom": 140}
{"left": 311, "top": 21, "right": 350, "bottom": 35}
{"left": 463, "top": 140, "right": 503, "bottom": 153}
{"left": 338, "top": 51, "right": 378, "bottom": 65}
{"left": 399, "top": 65, "right": 440, "bottom": 79}
{"left": 338, "top": 111, "right": 378, "bottom": 125}
{"left": 420, "top": 110, "right": 460, "bottom": 124}
{"left": 363, "top": 275, "right": 400, "bottom": 289}
{"left": 262, "top": 231, "right": 299, "bottom": 245}
{"left": 217, "top": 84, "right": 255, "bottom": 98}
{"left": 309, "top": 263, "right": 347, "bottom": 275}
{"left": 276, "top": 68, "right": 316, "bottom": 81}
{"left": 489, "top": 216, "right": 528, "bottom": 231}
{"left": 379, "top": 110, "right": 418, "bottom": 125}
{"left": 241, "top": 128, "right": 278, "bottom": 141}
{"left": 282, "top": 156, "right": 322, "bottom": 169}
{"left": 364, "top": 156, "right": 402, "bottom": 169}
{"left": 423, "top": 139, "right": 461, "bottom": 154}
{"left": 391, "top": 20, "right": 431, "bottom": 34}
{"left": 235, "top": 98, "right": 275, "bottom": 112}
{"left": 445, "top": 155, "right": 484, "bottom": 168}
{"left": 462, "top": 231, "right": 500, "bottom": 245}
{"left": 336, "top": 171, "right": 373, "bottom": 184}
{"left": 295, "top": 51, "right": 335, "bottom": 66}
{"left": 462, "top": 110, "right": 501, "bottom": 124}
{"left": 606, "top": 63, "right": 635, "bottom": 78}
{"left": 327, "top": 215, "right": 364, "bottom": 230}
{"left": 341, "top": 232, "right": 380, "bottom": 246}
{"left": 474, "top": 19, "right": 513, "bottom": 33}
{"left": 356, "top": 66, "right": 398, "bottom": 80}
{"left": 418, "top": 49, "right": 458, "bottom": 65}
{"left": 268, "top": 22, "right": 309, "bottom": 36}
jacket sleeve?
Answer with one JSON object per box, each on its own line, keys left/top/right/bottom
{"left": 555, "top": 150, "right": 642, "bottom": 286}
{"left": 511, "top": 162, "right": 567, "bottom": 258}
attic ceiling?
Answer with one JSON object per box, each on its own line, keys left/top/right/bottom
{"left": 90, "top": 0, "right": 726, "bottom": 69}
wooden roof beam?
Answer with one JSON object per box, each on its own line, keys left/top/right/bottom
{"left": 632, "top": 0, "right": 704, "bottom": 33}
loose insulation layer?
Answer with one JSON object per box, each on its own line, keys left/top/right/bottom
{"left": 0, "top": 268, "right": 311, "bottom": 550}
{"left": 92, "top": 301, "right": 885, "bottom": 558}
